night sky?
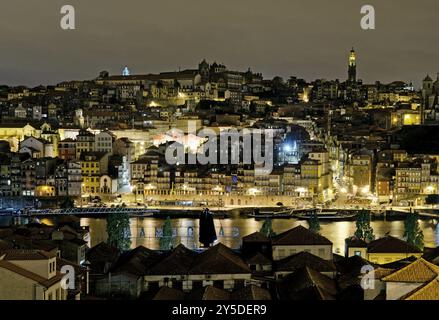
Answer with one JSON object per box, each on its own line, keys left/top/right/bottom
{"left": 0, "top": 0, "right": 438, "bottom": 87}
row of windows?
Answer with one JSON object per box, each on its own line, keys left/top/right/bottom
{"left": 97, "top": 142, "right": 112, "bottom": 147}
{"left": 147, "top": 279, "right": 245, "bottom": 292}
{"left": 49, "top": 261, "right": 56, "bottom": 273}
{"left": 81, "top": 163, "right": 99, "bottom": 168}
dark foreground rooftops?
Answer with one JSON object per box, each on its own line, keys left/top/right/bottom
{"left": 367, "top": 236, "right": 422, "bottom": 254}
{"left": 276, "top": 251, "right": 336, "bottom": 273}
{"left": 272, "top": 225, "right": 332, "bottom": 246}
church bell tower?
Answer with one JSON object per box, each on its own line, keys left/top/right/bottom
{"left": 348, "top": 48, "right": 357, "bottom": 83}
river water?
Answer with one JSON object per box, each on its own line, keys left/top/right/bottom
{"left": 2, "top": 216, "right": 438, "bottom": 253}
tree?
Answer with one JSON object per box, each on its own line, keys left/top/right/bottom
{"left": 260, "top": 219, "right": 276, "bottom": 238}
{"left": 106, "top": 212, "right": 131, "bottom": 252}
{"left": 404, "top": 211, "right": 424, "bottom": 250}
{"left": 308, "top": 212, "right": 321, "bottom": 234}
{"left": 160, "top": 217, "right": 175, "bottom": 251}
{"left": 354, "top": 210, "right": 375, "bottom": 242}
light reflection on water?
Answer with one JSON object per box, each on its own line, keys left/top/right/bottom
{"left": 78, "top": 217, "right": 439, "bottom": 253}
{"left": 1, "top": 215, "right": 436, "bottom": 253}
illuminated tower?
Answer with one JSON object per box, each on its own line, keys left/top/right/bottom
{"left": 421, "top": 74, "right": 434, "bottom": 124}
{"left": 348, "top": 48, "right": 357, "bottom": 83}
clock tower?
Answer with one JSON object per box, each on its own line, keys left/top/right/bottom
{"left": 348, "top": 48, "right": 357, "bottom": 83}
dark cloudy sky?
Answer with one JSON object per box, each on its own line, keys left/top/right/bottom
{"left": 0, "top": 0, "right": 437, "bottom": 87}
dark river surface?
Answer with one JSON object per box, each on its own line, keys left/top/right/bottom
{"left": 2, "top": 215, "right": 438, "bottom": 254}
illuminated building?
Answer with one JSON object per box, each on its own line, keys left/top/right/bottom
{"left": 55, "top": 160, "right": 82, "bottom": 197}
{"left": 0, "top": 250, "right": 67, "bottom": 300}
{"left": 349, "top": 154, "right": 373, "bottom": 195}
{"left": 366, "top": 236, "right": 423, "bottom": 265}
{"left": 76, "top": 129, "right": 95, "bottom": 159}
{"left": 375, "top": 162, "right": 394, "bottom": 203}
{"left": 79, "top": 151, "right": 109, "bottom": 194}
{"left": 58, "top": 138, "right": 77, "bottom": 160}
{"left": 348, "top": 48, "right": 357, "bottom": 83}
{"left": 271, "top": 226, "right": 333, "bottom": 261}
{"left": 422, "top": 73, "right": 439, "bottom": 122}
{"left": 14, "top": 104, "right": 27, "bottom": 119}
{"left": 391, "top": 110, "right": 421, "bottom": 128}
{"left": 0, "top": 124, "right": 40, "bottom": 152}
{"left": 346, "top": 235, "right": 423, "bottom": 265}
{"left": 300, "top": 158, "right": 325, "bottom": 199}
{"left": 95, "top": 131, "right": 115, "bottom": 155}
{"left": 122, "top": 66, "right": 130, "bottom": 76}
{"left": 299, "top": 149, "right": 332, "bottom": 200}
{"left": 394, "top": 158, "right": 436, "bottom": 205}
{"left": 35, "top": 185, "right": 55, "bottom": 197}
{"left": 19, "top": 136, "right": 53, "bottom": 158}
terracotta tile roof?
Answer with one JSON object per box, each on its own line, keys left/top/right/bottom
{"left": 382, "top": 258, "right": 439, "bottom": 283}
{"left": 3, "top": 235, "right": 59, "bottom": 252}
{"left": 334, "top": 255, "right": 377, "bottom": 290}
{"left": 345, "top": 236, "right": 367, "bottom": 248}
{"left": 85, "top": 242, "right": 120, "bottom": 274}
{"left": 422, "top": 246, "right": 439, "bottom": 262}
{"left": 187, "top": 286, "right": 230, "bottom": 300}
{"left": 379, "top": 256, "right": 418, "bottom": 269}
{"left": 189, "top": 243, "right": 251, "bottom": 275}
{"left": 147, "top": 244, "right": 197, "bottom": 275}
{"left": 402, "top": 278, "right": 439, "bottom": 300}
{"left": 272, "top": 226, "right": 332, "bottom": 246}
{"left": 367, "top": 236, "right": 422, "bottom": 254}
{"left": 147, "top": 243, "right": 251, "bottom": 276}
{"left": 56, "top": 257, "right": 85, "bottom": 275}
{"left": 373, "top": 267, "right": 395, "bottom": 280}
{"left": 0, "top": 239, "right": 13, "bottom": 251}
{"left": 0, "top": 260, "right": 63, "bottom": 288}
{"left": 278, "top": 266, "right": 337, "bottom": 300}
{"left": 1, "top": 249, "right": 56, "bottom": 261}
{"left": 232, "top": 285, "right": 271, "bottom": 300}
{"left": 111, "top": 246, "right": 160, "bottom": 276}
{"left": 246, "top": 252, "right": 272, "bottom": 265}
{"left": 275, "top": 251, "right": 336, "bottom": 273}
{"left": 152, "top": 286, "right": 185, "bottom": 300}
{"left": 242, "top": 232, "right": 270, "bottom": 243}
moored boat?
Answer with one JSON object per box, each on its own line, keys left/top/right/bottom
{"left": 247, "top": 208, "right": 293, "bottom": 219}
{"left": 296, "top": 210, "right": 357, "bottom": 221}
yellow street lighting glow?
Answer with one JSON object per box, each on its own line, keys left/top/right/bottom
{"left": 361, "top": 185, "right": 370, "bottom": 194}
{"left": 247, "top": 188, "right": 260, "bottom": 195}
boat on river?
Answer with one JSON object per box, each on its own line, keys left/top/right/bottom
{"left": 295, "top": 210, "right": 357, "bottom": 221}
{"left": 247, "top": 208, "right": 293, "bottom": 219}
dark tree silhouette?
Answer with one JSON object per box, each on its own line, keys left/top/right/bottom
{"left": 404, "top": 210, "right": 424, "bottom": 250}
{"left": 308, "top": 212, "right": 321, "bottom": 234}
{"left": 260, "top": 219, "right": 276, "bottom": 238}
{"left": 160, "top": 217, "right": 175, "bottom": 250}
{"left": 354, "top": 210, "right": 375, "bottom": 242}
{"left": 106, "top": 212, "right": 131, "bottom": 252}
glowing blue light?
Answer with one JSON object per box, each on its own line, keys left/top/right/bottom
{"left": 122, "top": 66, "right": 130, "bottom": 76}
{"left": 284, "top": 144, "right": 292, "bottom": 152}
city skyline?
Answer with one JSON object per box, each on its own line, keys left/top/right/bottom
{"left": 1, "top": 0, "right": 439, "bottom": 303}
{"left": 1, "top": 0, "right": 438, "bottom": 87}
